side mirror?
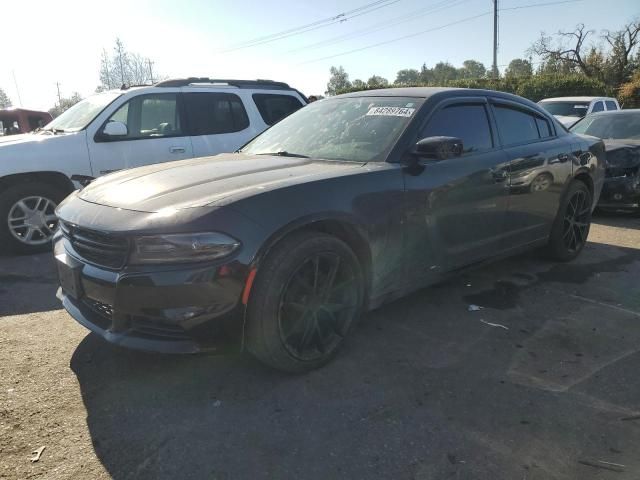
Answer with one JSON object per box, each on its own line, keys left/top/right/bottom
{"left": 413, "top": 136, "right": 463, "bottom": 160}
{"left": 102, "top": 121, "right": 128, "bottom": 137}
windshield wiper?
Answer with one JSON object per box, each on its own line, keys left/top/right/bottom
{"left": 257, "top": 151, "right": 309, "bottom": 158}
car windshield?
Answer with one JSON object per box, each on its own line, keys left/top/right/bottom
{"left": 571, "top": 113, "right": 640, "bottom": 140}
{"left": 539, "top": 101, "right": 590, "bottom": 117}
{"left": 241, "top": 96, "right": 423, "bottom": 162}
{"left": 44, "top": 92, "right": 122, "bottom": 132}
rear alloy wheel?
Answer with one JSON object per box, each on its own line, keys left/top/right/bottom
{"left": 547, "top": 181, "right": 592, "bottom": 261}
{"left": 246, "top": 232, "right": 364, "bottom": 372}
{"left": 0, "top": 182, "right": 66, "bottom": 253}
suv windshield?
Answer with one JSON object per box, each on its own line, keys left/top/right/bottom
{"left": 571, "top": 113, "right": 640, "bottom": 140}
{"left": 45, "top": 92, "right": 122, "bottom": 132}
{"left": 242, "top": 96, "right": 423, "bottom": 162}
{"left": 539, "top": 101, "right": 590, "bottom": 117}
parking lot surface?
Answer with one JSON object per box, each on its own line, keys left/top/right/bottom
{"left": 2, "top": 214, "right": 640, "bottom": 480}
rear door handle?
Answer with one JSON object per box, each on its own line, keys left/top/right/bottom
{"left": 170, "top": 146, "right": 186, "bottom": 154}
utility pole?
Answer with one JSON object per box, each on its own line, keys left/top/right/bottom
{"left": 492, "top": 0, "right": 499, "bottom": 78}
{"left": 55, "top": 82, "right": 62, "bottom": 108}
{"left": 12, "top": 70, "right": 23, "bottom": 107}
{"left": 147, "top": 59, "right": 155, "bottom": 84}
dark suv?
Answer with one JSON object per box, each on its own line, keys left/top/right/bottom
{"left": 54, "top": 87, "right": 605, "bottom": 372}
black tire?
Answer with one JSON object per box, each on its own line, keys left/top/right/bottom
{"left": 546, "top": 180, "right": 592, "bottom": 262}
{"left": 246, "top": 231, "right": 365, "bottom": 373}
{"left": 0, "top": 182, "right": 67, "bottom": 254}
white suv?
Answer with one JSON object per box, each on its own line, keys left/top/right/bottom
{"left": 0, "top": 78, "right": 306, "bottom": 253}
{"left": 538, "top": 96, "right": 620, "bottom": 127}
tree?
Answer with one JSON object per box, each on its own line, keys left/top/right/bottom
{"left": 432, "top": 62, "right": 459, "bottom": 84}
{"left": 325, "top": 66, "right": 352, "bottom": 95}
{"left": 419, "top": 63, "right": 434, "bottom": 83}
{"left": 531, "top": 21, "right": 640, "bottom": 88}
{"left": 352, "top": 79, "right": 366, "bottom": 90}
{"left": 48, "top": 92, "right": 83, "bottom": 118}
{"left": 459, "top": 60, "right": 486, "bottom": 79}
{"left": 394, "top": 69, "right": 420, "bottom": 85}
{"left": 0, "top": 88, "right": 11, "bottom": 109}
{"left": 505, "top": 58, "right": 533, "bottom": 78}
{"left": 367, "top": 75, "right": 389, "bottom": 88}
{"left": 98, "top": 38, "right": 159, "bottom": 90}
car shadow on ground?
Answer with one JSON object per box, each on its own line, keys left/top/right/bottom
{"left": 593, "top": 209, "right": 640, "bottom": 230}
{"left": 0, "top": 251, "right": 60, "bottom": 316}
{"left": 70, "top": 242, "right": 640, "bottom": 480}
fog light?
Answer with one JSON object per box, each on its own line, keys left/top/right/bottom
{"left": 614, "top": 193, "right": 623, "bottom": 200}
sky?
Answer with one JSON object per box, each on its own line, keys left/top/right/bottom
{"left": 1, "top": 0, "right": 638, "bottom": 111}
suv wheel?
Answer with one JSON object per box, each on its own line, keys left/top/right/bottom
{"left": 0, "top": 182, "right": 66, "bottom": 253}
{"left": 246, "top": 232, "right": 365, "bottom": 373}
{"left": 547, "top": 180, "right": 592, "bottom": 261}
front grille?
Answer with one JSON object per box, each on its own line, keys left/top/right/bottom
{"left": 61, "top": 221, "right": 128, "bottom": 269}
{"left": 605, "top": 166, "right": 639, "bottom": 178}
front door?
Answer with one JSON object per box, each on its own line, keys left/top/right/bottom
{"left": 403, "top": 98, "right": 510, "bottom": 283}
{"left": 88, "top": 92, "right": 193, "bottom": 176}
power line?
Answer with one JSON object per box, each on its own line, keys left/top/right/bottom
{"left": 300, "top": 0, "right": 582, "bottom": 65}
{"left": 287, "top": 0, "right": 470, "bottom": 54}
{"left": 218, "top": 0, "right": 401, "bottom": 53}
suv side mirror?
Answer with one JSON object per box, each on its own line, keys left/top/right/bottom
{"left": 413, "top": 136, "right": 463, "bottom": 160}
{"left": 102, "top": 121, "right": 128, "bottom": 137}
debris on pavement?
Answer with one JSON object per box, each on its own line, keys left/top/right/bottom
{"left": 467, "top": 304, "right": 483, "bottom": 312}
{"left": 30, "top": 446, "right": 45, "bottom": 463}
{"left": 578, "top": 459, "right": 625, "bottom": 472}
{"left": 479, "top": 319, "right": 509, "bottom": 330}
{"left": 620, "top": 414, "right": 640, "bottom": 421}
{"left": 213, "top": 400, "right": 222, "bottom": 407}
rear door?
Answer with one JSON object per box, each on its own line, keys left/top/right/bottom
{"left": 183, "top": 91, "right": 258, "bottom": 158}
{"left": 490, "top": 99, "right": 573, "bottom": 246}
{"left": 88, "top": 92, "right": 193, "bottom": 175}
{"left": 403, "top": 97, "right": 510, "bottom": 281}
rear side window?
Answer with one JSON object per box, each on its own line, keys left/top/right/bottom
{"left": 421, "top": 103, "right": 493, "bottom": 154}
{"left": 252, "top": 94, "right": 303, "bottom": 126}
{"left": 536, "top": 117, "right": 552, "bottom": 138}
{"left": 493, "top": 105, "right": 540, "bottom": 146}
{"left": 184, "top": 93, "right": 249, "bottom": 135}
{"left": 605, "top": 100, "right": 618, "bottom": 111}
{"left": 592, "top": 101, "right": 604, "bottom": 112}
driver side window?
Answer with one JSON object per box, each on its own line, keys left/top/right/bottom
{"left": 106, "top": 94, "right": 182, "bottom": 139}
{"left": 421, "top": 103, "right": 493, "bottom": 154}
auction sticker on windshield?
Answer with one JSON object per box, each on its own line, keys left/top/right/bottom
{"left": 366, "top": 106, "right": 415, "bottom": 117}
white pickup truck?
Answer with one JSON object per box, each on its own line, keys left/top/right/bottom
{"left": 0, "top": 78, "right": 306, "bottom": 253}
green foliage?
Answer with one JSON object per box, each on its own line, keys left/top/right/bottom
{"left": 367, "top": 75, "right": 389, "bottom": 88}
{"left": 326, "top": 66, "right": 351, "bottom": 96}
{"left": 0, "top": 88, "right": 11, "bottom": 109}
{"left": 48, "top": 92, "right": 83, "bottom": 118}
{"left": 336, "top": 73, "right": 609, "bottom": 103}
{"left": 619, "top": 72, "right": 640, "bottom": 108}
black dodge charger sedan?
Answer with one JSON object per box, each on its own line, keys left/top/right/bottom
{"left": 54, "top": 87, "right": 605, "bottom": 372}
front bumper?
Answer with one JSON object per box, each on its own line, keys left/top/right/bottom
{"left": 54, "top": 232, "right": 247, "bottom": 354}
{"left": 598, "top": 175, "right": 640, "bottom": 211}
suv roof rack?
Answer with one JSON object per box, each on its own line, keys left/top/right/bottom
{"left": 154, "top": 78, "right": 291, "bottom": 89}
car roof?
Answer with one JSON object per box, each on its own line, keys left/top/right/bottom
{"left": 584, "top": 109, "right": 640, "bottom": 116}
{"left": 539, "top": 96, "right": 617, "bottom": 102}
{"left": 336, "top": 87, "right": 545, "bottom": 110}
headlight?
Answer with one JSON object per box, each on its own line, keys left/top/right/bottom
{"left": 130, "top": 232, "right": 240, "bottom": 264}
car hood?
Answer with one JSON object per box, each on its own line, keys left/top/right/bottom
{"left": 603, "top": 139, "right": 640, "bottom": 169}
{"left": 0, "top": 131, "right": 74, "bottom": 146}
{"left": 554, "top": 115, "right": 581, "bottom": 127}
{"left": 78, "top": 153, "right": 366, "bottom": 213}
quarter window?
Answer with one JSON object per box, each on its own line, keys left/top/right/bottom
{"left": 591, "top": 101, "right": 604, "bottom": 112}
{"left": 105, "top": 94, "right": 182, "bottom": 139}
{"left": 536, "top": 117, "right": 552, "bottom": 138}
{"left": 421, "top": 104, "right": 493, "bottom": 153}
{"left": 184, "top": 93, "right": 249, "bottom": 135}
{"left": 493, "top": 105, "right": 540, "bottom": 146}
{"left": 252, "top": 94, "right": 303, "bottom": 126}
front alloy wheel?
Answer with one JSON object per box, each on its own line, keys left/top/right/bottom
{"left": 562, "top": 188, "right": 590, "bottom": 253}
{"left": 8, "top": 196, "right": 59, "bottom": 246}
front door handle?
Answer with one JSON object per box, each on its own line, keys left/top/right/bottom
{"left": 170, "top": 146, "right": 186, "bottom": 154}
{"left": 557, "top": 153, "right": 570, "bottom": 163}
